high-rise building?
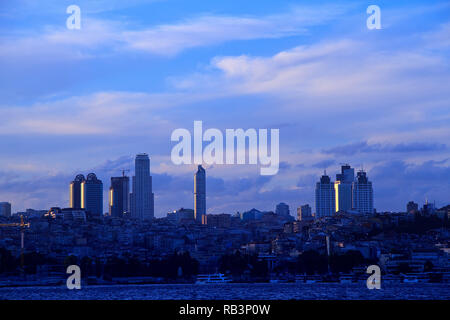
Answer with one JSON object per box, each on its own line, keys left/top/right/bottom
{"left": 0, "top": 202, "right": 11, "bottom": 217}
{"left": 297, "top": 204, "right": 312, "bottom": 221}
{"left": 81, "top": 173, "right": 103, "bottom": 216}
{"left": 352, "top": 170, "right": 374, "bottom": 214}
{"left": 130, "top": 154, "right": 154, "bottom": 220}
{"left": 109, "top": 174, "right": 130, "bottom": 218}
{"left": 334, "top": 164, "right": 354, "bottom": 213}
{"left": 276, "top": 202, "right": 290, "bottom": 216}
{"left": 69, "top": 174, "right": 85, "bottom": 208}
{"left": 194, "top": 165, "right": 206, "bottom": 223}
{"left": 406, "top": 201, "right": 419, "bottom": 214}
{"left": 315, "top": 172, "right": 336, "bottom": 218}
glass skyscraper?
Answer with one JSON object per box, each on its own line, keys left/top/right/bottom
{"left": 81, "top": 173, "right": 103, "bottom": 216}
{"left": 315, "top": 172, "right": 336, "bottom": 218}
{"left": 334, "top": 164, "right": 354, "bottom": 213}
{"left": 194, "top": 165, "right": 206, "bottom": 223}
{"left": 130, "top": 153, "right": 154, "bottom": 220}
{"left": 352, "top": 170, "right": 374, "bottom": 214}
{"left": 109, "top": 175, "right": 130, "bottom": 218}
{"left": 69, "top": 174, "right": 85, "bottom": 209}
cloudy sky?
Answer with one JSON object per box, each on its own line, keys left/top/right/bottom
{"left": 0, "top": 0, "right": 449, "bottom": 216}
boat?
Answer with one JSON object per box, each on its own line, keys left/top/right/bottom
{"left": 195, "top": 273, "right": 232, "bottom": 284}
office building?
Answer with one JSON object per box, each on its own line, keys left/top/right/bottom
{"left": 194, "top": 165, "right": 206, "bottom": 222}
{"left": 81, "top": 173, "right": 103, "bottom": 216}
{"left": 0, "top": 202, "right": 11, "bottom": 217}
{"left": 130, "top": 154, "right": 154, "bottom": 220}
{"left": 297, "top": 204, "right": 313, "bottom": 221}
{"left": 315, "top": 172, "right": 336, "bottom": 218}
{"left": 334, "top": 164, "right": 354, "bottom": 213}
{"left": 276, "top": 202, "right": 290, "bottom": 216}
{"left": 109, "top": 174, "right": 130, "bottom": 218}
{"left": 352, "top": 170, "right": 374, "bottom": 214}
{"left": 69, "top": 174, "right": 85, "bottom": 208}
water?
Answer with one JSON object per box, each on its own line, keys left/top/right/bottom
{"left": 0, "top": 283, "right": 449, "bottom": 300}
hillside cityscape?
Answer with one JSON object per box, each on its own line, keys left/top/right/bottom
{"left": 0, "top": 153, "right": 449, "bottom": 285}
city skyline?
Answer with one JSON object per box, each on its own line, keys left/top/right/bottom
{"left": 0, "top": 157, "right": 446, "bottom": 219}
{"left": 0, "top": 1, "right": 449, "bottom": 215}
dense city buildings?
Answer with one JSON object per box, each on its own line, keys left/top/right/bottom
{"left": 202, "top": 213, "right": 231, "bottom": 228}
{"left": 315, "top": 172, "right": 336, "bottom": 218}
{"left": 130, "top": 154, "right": 154, "bottom": 220}
{"left": 0, "top": 202, "right": 11, "bottom": 217}
{"left": 109, "top": 174, "right": 130, "bottom": 218}
{"left": 275, "top": 202, "right": 290, "bottom": 216}
{"left": 334, "top": 164, "right": 354, "bottom": 213}
{"left": 81, "top": 173, "right": 103, "bottom": 216}
{"left": 69, "top": 174, "right": 85, "bottom": 209}
{"left": 352, "top": 170, "right": 374, "bottom": 214}
{"left": 194, "top": 165, "right": 206, "bottom": 223}
{"left": 1, "top": 158, "right": 449, "bottom": 286}
{"left": 167, "top": 208, "right": 194, "bottom": 224}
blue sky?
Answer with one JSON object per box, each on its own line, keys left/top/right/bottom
{"left": 0, "top": 0, "right": 449, "bottom": 216}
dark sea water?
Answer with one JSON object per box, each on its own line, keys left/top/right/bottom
{"left": 0, "top": 283, "right": 449, "bottom": 300}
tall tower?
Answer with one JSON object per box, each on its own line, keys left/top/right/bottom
{"left": 69, "top": 174, "right": 85, "bottom": 208}
{"left": 109, "top": 174, "right": 130, "bottom": 218}
{"left": 194, "top": 165, "right": 206, "bottom": 223}
{"left": 81, "top": 173, "right": 103, "bottom": 216}
{"left": 352, "top": 170, "right": 374, "bottom": 214}
{"left": 315, "top": 172, "right": 336, "bottom": 218}
{"left": 130, "top": 154, "right": 154, "bottom": 220}
{"left": 334, "top": 164, "right": 354, "bottom": 213}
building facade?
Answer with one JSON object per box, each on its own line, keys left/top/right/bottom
{"left": 130, "top": 153, "right": 154, "bottom": 220}
{"left": 81, "top": 173, "right": 103, "bottom": 216}
{"left": 275, "top": 202, "right": 290, "bottom": 216}
{"left": 315, "top": 173, "right": 336, "bottom": 218}
{"left": 69, "top": 174, "right": 85, "bottom": 209}
{"left": 0, "top": 202, "right": 11, "bottom": 217}
{"left": 194, "top": 165, "right": 206, "bottom": 222}
{"left": 297, "top": 204, "right": 312, "bottom": 221}
{"left": 334, "top": 164, "right": 354, "bottom": 213}
{"left": 109, "top": 175, "right": 130, "bottom": 218}
{"left": 352, "top": 170, "right": 374, "bottom": 214}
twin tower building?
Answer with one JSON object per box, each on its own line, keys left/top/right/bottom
{"left": 69, "top": 154, "right": 155, "bottom": 219}
{"left": 315, "top": 164, "right": 374, "bottom": 218}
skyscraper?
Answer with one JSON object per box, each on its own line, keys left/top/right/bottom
{"left": 130, "top": 154, "right": 154, "bottom": 220}
{"left": 69, "top": 174, "right": 85, "bottom": 208}
{"left": 276, "top": 202, "right": 290, "bottom": 216}
{"left": 194, "top": 165, "right": 206, "bottom": 223}
{"left": 334, "top": 164, "right": 354, "bottom": 213}
{"left": 315, "top": 172, "right": 336, "bottom": 218}
{"left": 81, "top": 173, "right": 103, "bottom": 216}
{"left": 109, "top": 174, "right": 130, "bottom": 218}
{"left": 352, "top": 170, "right": 374, "bottom": 214}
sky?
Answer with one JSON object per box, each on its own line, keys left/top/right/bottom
{"left": 0, "top": 0, "right": 449, "bottom": 216}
